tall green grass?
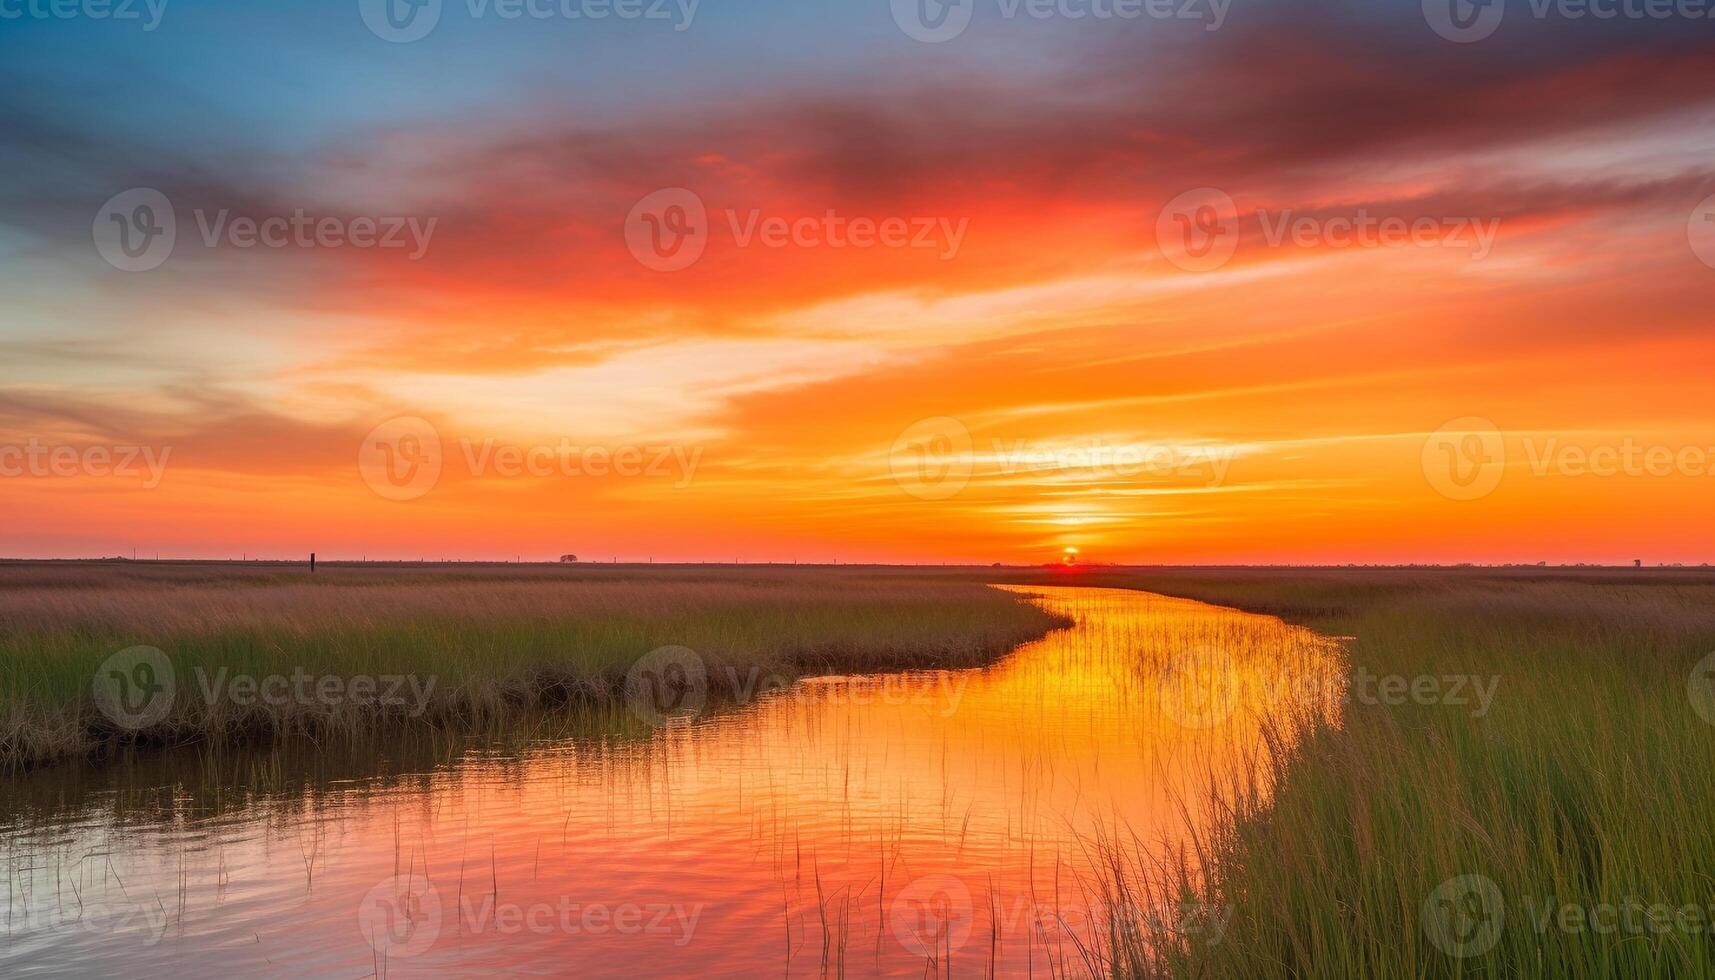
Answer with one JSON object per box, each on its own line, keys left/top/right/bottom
{"left": 11, "top": 560, "right": 1712, "bottom": 976}
{"left": 1066, "top": 570, "right": 1715, "bottom": 979}
{"left": 0, "top": 562, "right": 1067, "bottom": 770}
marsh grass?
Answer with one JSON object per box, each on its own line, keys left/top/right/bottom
{"left": 11, "top": 560, "right": 1714, "bottom": 977}
{"left": 1060, "top": 569, "right": 1715, "bottom": 979}
{"left": 0, "top": 562, "right": 1068, "bottom": 771}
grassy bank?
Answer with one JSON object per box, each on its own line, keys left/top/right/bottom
{"left": 11, "top": 560, "right": 1714, "bottom": 975}
{"left": 1050, "top": 568, "right": 1715, "bottom": 978}
{"left": 0, "top": 562, "right": 1068, "bottom": 771}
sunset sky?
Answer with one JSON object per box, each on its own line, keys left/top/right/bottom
{"left": 2, "top": 1, "right": 1712, "bottom": 564}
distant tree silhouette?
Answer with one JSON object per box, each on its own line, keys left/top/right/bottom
{"left": 559, "top": 554, "right": 578, "bottom": 563}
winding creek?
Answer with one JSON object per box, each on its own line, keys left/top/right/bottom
{"left": 1, "top": 586, "right": 1343, "bottom": 977}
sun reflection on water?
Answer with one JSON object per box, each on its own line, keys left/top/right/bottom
{"left": 0, "top": 586, "right": 1343, "bottom": 977}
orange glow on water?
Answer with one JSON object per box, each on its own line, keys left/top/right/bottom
{"left": 0, "top": 587, "right": 1342, "bottom": 976}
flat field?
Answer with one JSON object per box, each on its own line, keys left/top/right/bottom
{"left": 6, "top": 560, "right": 1713, "bottom": 977}
{"left": 0, "top": 561, "right": 1067, "bottom": 770}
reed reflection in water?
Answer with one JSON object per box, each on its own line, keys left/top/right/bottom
{"left": 0, "top": 586, "right": 1342, "bottom": 978}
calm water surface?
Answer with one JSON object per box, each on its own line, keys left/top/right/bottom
{"left": 0, "top": 586, "right": 1341, "bottom": 978}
